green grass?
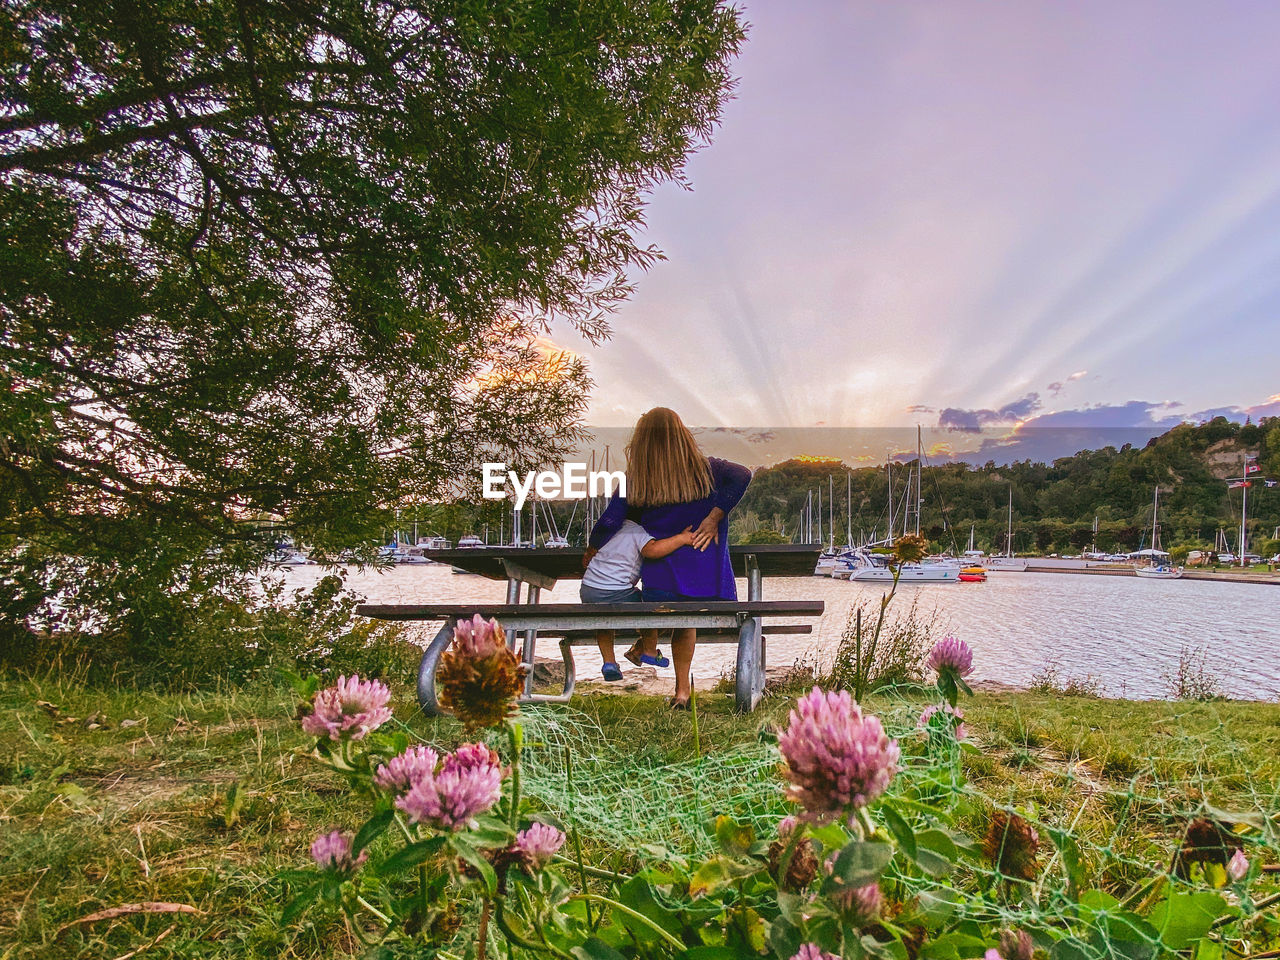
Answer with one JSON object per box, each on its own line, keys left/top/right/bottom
{"left": 1, "top": 673, "right": 1277, "bottom": 959}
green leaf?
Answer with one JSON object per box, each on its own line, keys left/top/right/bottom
{"left": 451, "top": 834, "right": 497, "bottom": 895}
{"left": 825, "top": 840, "right": 894, "bottom": 889}
{"left": 376, "top": 836, "right": 446, "bottom": 876}
{"left": 1148, "top": 891, "right": 1228, "bottom": 950}
{"left": 1048, "top": 828, "right": 1086, "bottom": 897}
{"left": 688, "top": 855, "right": 760, "bottom": 898}
{"left": 281, "top": 880, "right": 320, "bottom": 923}
{"left": 713, "top": 816, "right": 755, "bottom": 858}
{"left": 571, "top": 938, "right": 627, "bottom": 960}
{"left": 470, "top": 822, "right": 516, "bottom": 847}
{"left": 768, "top": 915, "right": 804, "bottom": 959}
{"left": 917, "top": 887, "right": 961, "bottom": 929}
{"left": 910, "top": 830, "right": 958, "bottom": 877}
{"left": 808, "top": 822, "right": 851, "bottom": 850}
{"left": 862, "top": 933, "right": 909, "bottom": 960}
{"left": 353, "top": 809, "right": 394, "bottom": 853}
{"left": 1049, "top": 938, "right": 1095, "bottom": 960}
{"left": 1079, "top": 889, "right": 1119, "bottom": 911}
{"left": 919, "top": 931, "right": 987, "bottom": 960}
{"left": 880, "top": 804, "right": 917, "bottom": 860}
{"left": 614, "top": 877, "right": 684, "bottom": 942}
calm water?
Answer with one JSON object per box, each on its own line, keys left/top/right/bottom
{"left": 281, "top": 564, "right": 1280, "bottom": 700}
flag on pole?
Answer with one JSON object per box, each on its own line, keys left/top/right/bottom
{"left": 1228, "top": 480, "right": 1252, "bottom": 489}
{"left": 1267, "top": 479, "right": 1278, "bottom": 488}
{"left": 1246, "top": 462, "right": 1261, "bottom": 474}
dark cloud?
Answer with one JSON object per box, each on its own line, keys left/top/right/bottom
{"left": 938, "top": 393, "right": 1042, "bottom": 433}
{"left": 968, "top": 399, "right": 1198, "bottom": 463}
{"left": 906, "top": 404, "right": 935, "bottom": 413}
{"left": 704, "top": 427, "right": 778, "bottom": 444}
{"left": 1047, "top": 371, "right": 1089, "bottom": 396}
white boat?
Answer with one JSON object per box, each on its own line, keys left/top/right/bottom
{"left": 266, "top": 549, "right": 316, "bottom": 566}
{"left": 544, "top": 535, "right": 570, "bottom": 548}
{"left": 987, "top": 556, "right": 1028, "bottom": 571}
{"left": 814, "top": 550, "right": 839, "bottom": 577}
{"left": 845, "top": 549, "right": 957, "bottom": 583}
{"left": 1131, "top": 487, "right": 1182, "bottom": 579}
{"left": 457, "top": 534, "right": 484, "bottom": 549}
{"left": 1135, "top": 564, "right": 1183, "bottom": 579}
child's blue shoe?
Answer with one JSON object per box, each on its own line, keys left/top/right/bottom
{"left": 639, "top": 653, "right": 670, "bottom": 668}
{"left": 601, "top": 662, "right": 623, "bottom": 682}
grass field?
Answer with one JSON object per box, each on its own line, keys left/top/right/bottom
{"left": 2, "top": 672, "right": 1277, "bottom": 959}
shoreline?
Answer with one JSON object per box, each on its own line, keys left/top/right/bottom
{"left": 555, "top": 662, "right": 1277, "bottom": 704}
{"left": 1018, "top": 564, "right": 1280, "bottom": 585}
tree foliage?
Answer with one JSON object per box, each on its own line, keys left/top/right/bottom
{"left": 0, "top": 0, "right": 745, "bottom": 641}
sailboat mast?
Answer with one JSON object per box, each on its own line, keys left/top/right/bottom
{"left": 829, "top": 475, "right": 834, "bottom": 550}
{"left": 1006, "top": 485, "right": 1013, "bottom": 558}
{"left": 887, "top": 460, "right": 894, "bottom": 543}
{"left": 915, "top": 425, "right": 923, "bottom": 537}
{"left": 1240, "top": 453, "right": 1249, "bottom": 567}
{"left": 847, "top": 472, "right": 852, "bottom": 548}
{"left": 1151, "top": 485, "right": 1160, "bottom": 552}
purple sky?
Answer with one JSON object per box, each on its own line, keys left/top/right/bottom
{"left": 550, "top": 0, "right": 1280, "bottom": 462}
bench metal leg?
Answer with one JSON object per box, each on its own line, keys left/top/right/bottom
{"left": 735, "top": 616, "right": 765, "bottom": 713}
{"left": 416, "top": 621, "right": 457, "bottom": 717}
{"left": 521, "top": 585, "right": 540, "bottom": 698}
{"left": 520, "top": 638, "right": 577, "bottom": 705}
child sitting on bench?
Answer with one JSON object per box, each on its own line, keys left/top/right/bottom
{"left": 580, "top": 519, "right": 696, "bottom": 680}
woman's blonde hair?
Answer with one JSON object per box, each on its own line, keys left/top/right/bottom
{"left": 625, "top": 407, "right": 713, "bottom": 507}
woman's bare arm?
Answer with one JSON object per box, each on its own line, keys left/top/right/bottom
{"left": 691, "top": 507, "right": 725, "bottom": 551}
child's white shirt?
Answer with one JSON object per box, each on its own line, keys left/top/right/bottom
{"left": 582, "top": 520, "right": 653, "bottom": 591}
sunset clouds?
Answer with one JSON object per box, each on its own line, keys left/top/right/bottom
{"left": 553, "top": 0, "right": 1280, "bottom": 447}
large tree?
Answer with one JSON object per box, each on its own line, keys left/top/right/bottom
{"left": 0, "top": 0, "right": 744, "bottom": 639}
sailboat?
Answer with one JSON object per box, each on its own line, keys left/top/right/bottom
{"left": 986, "top": 486, "right": 1028, "bottom": 571}
{"left": 846, "top": 432, "right": 956, "bottom": 583}
{"left": 1134, "top": 486, "right": 1183, "bottom": 579}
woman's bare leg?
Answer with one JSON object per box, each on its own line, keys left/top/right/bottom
{"left": 671, "top": 628, "right": 696, "bottom": 702}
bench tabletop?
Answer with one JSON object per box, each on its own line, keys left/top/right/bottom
{"left": 357, "top": 599, "right": 824, "bottom": 620}
{"left": 423, "top": 544, "right": 822, "bottom": 582}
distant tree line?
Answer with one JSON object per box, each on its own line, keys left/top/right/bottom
{"left": 729, "top": 417, "right": 1280, "bottom": 556}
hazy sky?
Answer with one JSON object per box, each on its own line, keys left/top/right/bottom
{"left": 550, "top": 0, "right": 1280, "bottom": 459}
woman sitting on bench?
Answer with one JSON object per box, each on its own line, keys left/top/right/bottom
{"left": 580, "top": 519, "right": 696, "bottom": 681}
{"left": 587, "top": 407, "right": 751, "bottom": 709}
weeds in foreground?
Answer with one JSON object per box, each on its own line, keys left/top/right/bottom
{"left": 1029, "top": 660, "right": 1105, "bottom": 698}
{"left": 1163, "top": 646, "right": 1225, "bottom": 701}
{"left": 822, "top": 595, "right": 940, "bottom": 697}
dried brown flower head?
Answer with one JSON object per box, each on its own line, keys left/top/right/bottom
{"left": 1172, "top": 817, "right": 1236, "bottom": 879}
{"left": 998, "top": 928, "right": 1035, "bottom": 960}
{"left": 892, "top": 534, "right": 929, "bottom": 566}
{"left": 437, "top": 616, "right": 526, "bottom": 732}
{"left": 767, "top": 836, "right": 818, "bottom": 891}
{"left": 984, "top": 810, "right": 1040, "bottom": 882}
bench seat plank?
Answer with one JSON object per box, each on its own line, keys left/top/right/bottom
{"left": 361, "top": 598, "right": 825, "bottom": 716}
{"left": 357, "top": 600, "right": 824, "bottom": 620}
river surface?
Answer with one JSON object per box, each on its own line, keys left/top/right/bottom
{"left": 279, "top": 564, "right": 1280, "bottom": 700}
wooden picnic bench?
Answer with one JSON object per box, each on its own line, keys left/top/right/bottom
{"left": 356, "top": 544, "right": 823, "bottom": 714}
